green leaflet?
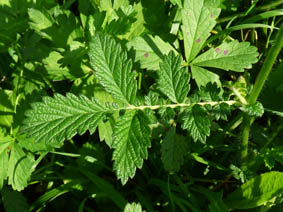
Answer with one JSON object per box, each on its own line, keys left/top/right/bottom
{"left": 112, "top": 110, "right": 151, "bottom": 185}
{"left": 70, "top": 74, "right": 119, "bottom": 147}
{"left": 241, "top": 102, "right": 264, "bottom": 118}
{"left": 127, "top": 34, "right": 177, "bottom": 70}
{"left": 190, "top": 65, "right": 221, "bottom": 88}
{"left": 182, "top": 104, "right": 211, "bottom": 143}
{"left": 161, "top": 127, "right": 187, "bottom": 172}
{"left": 28, "top": 8, "right": 53, "bottom": 40}
{"left": 157, "top": 51, "right": 190, "bottom": 103}
{"left": 89, "top": 33, "right": 137, "bottom": 105}
{"left": 192, "top": 40, "right": 258, "bottom": 72}
{"left": 181, "top": 0, "right": 221, "bottom": 62}
{"left": 225, "top": 171, "right": 283, "bottom": 209}
{"left": 22, "top": 93, "right": 107, "bottom": 145}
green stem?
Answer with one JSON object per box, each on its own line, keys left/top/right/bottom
{"left": 240, "top": 24, "right": 283, "bottom": 166}
{"left": 217, "top": 0, "right": 283, "bottom": 23}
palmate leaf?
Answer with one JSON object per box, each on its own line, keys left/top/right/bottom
{"left": 157, "top": 51, "right": 190, "bottom": 103}
{"left": 181, "top": 0, "right": 221, "bottom": 62}
{"left": 89, "top": 33, "right": 137, "bottom": 105}
{"left": 22, "top": 93, "right": 107, "bottom": 145}
{"left": 127, "top": 34, "right": 177, "bottom": 70}
{"left": 192, "top": 40, "right": 258, "bottom": 72}
{"left": 112, "top": 110, "right": 151, "bottom": 185}
{"left": 182, "top": 104, "right": 211, "bottom": 143}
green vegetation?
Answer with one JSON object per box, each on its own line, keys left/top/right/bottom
{"left": 0, "top": 0, "right": 283, "bottom": 211}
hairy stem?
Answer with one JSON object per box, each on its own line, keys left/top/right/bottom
{"left": 240, "top": 24, "right": 283, "bottom": 167}
{"left": 121, "top": 100, "right": 237, "bottom": 111}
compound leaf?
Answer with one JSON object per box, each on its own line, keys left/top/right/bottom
{"left": 192, "top": 40, "right": 258, "bottom": 72}
{"left": 161, "top": 127, "right": 187, "bottom": 172}
{"left": 89, "top": 33, "right": 137, "bottom": 104}
{"left": 112, "top": 110, "right": 151, "bottom": 185}
{"left": 225, "top": 171, "right": 283, "bottom": 209}
{"left": 22, "top": 93, "right": 107, "bottom": 145}
{"left": 181, "top": 0, "right": 221, "bottom": 62}
{"left": 157, "top": 51, "right": 190, "bottom": 103}
{"left": 182, "top": 104, "right": 211, "bottom": 143}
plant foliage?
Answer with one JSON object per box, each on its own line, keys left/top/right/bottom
{"left": 0, "top": 0, "right": 283, "bottom": 211}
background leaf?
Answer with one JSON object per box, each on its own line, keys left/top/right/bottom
{"left": 194, "top": 187, "right": 229, "bottom": 212}
{"left": 157, "top": 51, "right": 190, "bottom": 103}
{"left": 225, "top": 171, "right": 283, "bottom": 209}
{"left": 1, "top": 186, "right": 29, "bottom": 212}
{"left": 260, "top": 63, "right": 283, "bottom": 117}
{"left": 161, "top": 127, "right": 187, "bottom": 172}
